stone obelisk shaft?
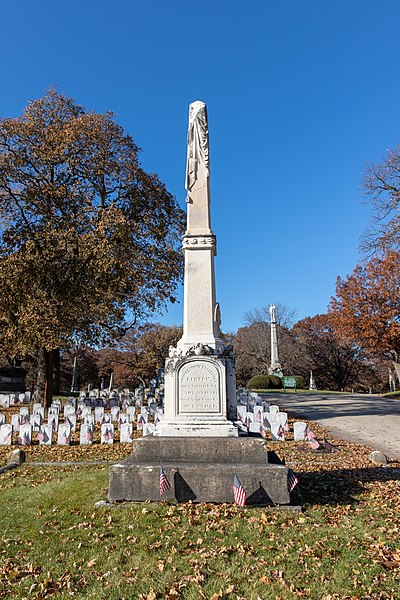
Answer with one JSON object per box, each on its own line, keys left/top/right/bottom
{"left": 177, "top": 101, "right": 222, "bottom": 353}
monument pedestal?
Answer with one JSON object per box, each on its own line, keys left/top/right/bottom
{"left": 108, "top": 437, "right": 290, "bottom": 505}
{"left": 154, "top": 354, "right": 238, "bottom": 437}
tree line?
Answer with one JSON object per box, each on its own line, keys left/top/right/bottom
{"left": 0, "top": 90, "right": 398, "bottom": 397}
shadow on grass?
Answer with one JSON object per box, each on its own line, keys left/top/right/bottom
{"left": 293, "top": 465, "right": 400, "bottom": 506}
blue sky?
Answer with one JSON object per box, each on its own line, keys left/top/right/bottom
{"left": 2, "top": 1, "right": 400, "bottom": 332}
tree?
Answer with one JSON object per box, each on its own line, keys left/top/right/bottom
{"left": 330, "top": 251, "right": 400, "bottom": 384}
{"left": 95, "top": 323, "right": 182, "bottom": 388}
{"left": 361, "top": 144, "right": 400, "bottom": 254}
{"left": 292, "top": 315, "right": 372, "bottom": 391}
{"left": 233, "top": 321, "right": 301, "bottom": 386}
{"left": 243, "top": 302, "right": 298, "bottom": 329}
{"left": 0, "top": 89, "right": 185, "bottom": 404}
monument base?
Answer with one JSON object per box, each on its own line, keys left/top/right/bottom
{"left": 154, "top": 419, "right": 238, "bottom": 437}
{"left": 108, "top": 437, "right": 290, "bottom": 505}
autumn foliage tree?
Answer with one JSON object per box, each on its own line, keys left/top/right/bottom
{"left": 95, "top": 323, "right": 182, "bottom": 388}
{"left": 0, "top": 89, "right": 185, "bottom": 404}
{"left": 292, "top": 314, "right": 376, "bottom": 391}
{"left": 330, "top": 251, "right": 400, "bottom": 384}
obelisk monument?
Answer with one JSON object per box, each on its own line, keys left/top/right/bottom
{"left": 268, "top": 304, "right": 283, "bottom": 377}
{"left": 155, "top": 101, "right": 237, "bottom": 437}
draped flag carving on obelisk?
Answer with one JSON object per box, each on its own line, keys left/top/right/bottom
{"left": 154, "top": 101, "right": 237, "bottom": 437}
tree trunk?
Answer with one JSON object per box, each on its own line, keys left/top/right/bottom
{"left": 36, "top": 347, "right": 59, "bottom": 408}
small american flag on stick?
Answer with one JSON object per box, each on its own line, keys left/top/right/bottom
{"left": 232, "top": 474, "right": 246, "bottom": 507}
{"left": 159, "top": 465, "right": 171, "bottom": 496}
{"left": 287, "top": 468, "right": 299, "bottom": 493}
{"left": 306, "top": 427, "right": 320, "bottom": 450}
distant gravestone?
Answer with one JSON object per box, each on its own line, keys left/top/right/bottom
{"left": 80, "top": 424, "right": 93, "bottom": 445}
{"left": 30, "top": 413, "right": 42, "bottom": 432}
{"left": 66, "top": 414, "right": 77, "bottom": 432}
{"left": 120, "top": 423, "right": 133, "bottom": 443}
{"left": 294, "top": 422, "right": 308, "bottom": 442}
{"left": 0, "top": 424, "right": 13, "bottom": 445}
{"left": 37, "top": 425, "right": 52, "bottom": 445}
{"left": 18, "top": 424, "right": 32, "bottom": 446}
{"left": 57, "top": 424, "right": 71, "bottom": 445}
{"left": 142, "top": 423, "right": 155, "bottom": 437}
{"left": 271, "top": 422, "right": 284, "bottom": 441}
{"left": 48, "top": 414, "right": 58, "bottom": 432}
{"left": 11, "top": 413, "right": 21, "bottom": 432}
{"left": 95, "top": 407, "right": 104, "bottom": 423}
{"left": 0, "top": 413, "right": 5, "bottom": 426}
{"left": 269, "top": 405, "right": 280, "bottom": 415}
{"left": 253, "top": 405, "right": 263, "bottom": 423}
{"left": 101, "top": 424, "right": 114, "bottom": 444}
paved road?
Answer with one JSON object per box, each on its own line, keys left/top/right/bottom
{"left": 261, "top": 392, "right": 400, "bottom": 460}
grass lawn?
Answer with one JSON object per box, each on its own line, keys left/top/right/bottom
{"left": 1, "top": 418, "right": 400, "bottom": 599}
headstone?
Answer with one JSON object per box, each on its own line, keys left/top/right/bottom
{"left": 0, "top": 394, "right": 10, "bottom": 408}
{"left": 120, "top": 423, "right": 133, "bottom": 443}
{"left": 126, "top": 406, "right": 136, "bottom": 422}
{"left": 269, "top": 405, "right": 279, "bottom": 415}
{"left": 294, "top": 422, "right": 308, "bottom": 442}
{"left": 236, "top": 405, "right": 247, "bottom": 424}
{"left": 271, "top": 422, "right": 285, "bottom": 441}
{"left": 80, "top": 424, "right": 93, "bottom": 445}
{"left": 64, "top": 404, "right": 76, "bottom": 418}
{"left": 276, "top": 412, "right": 289, "bottom": 431}
{"left": 253, "top": 405, "right": 263, "bottom": 423}
{"left": 66, "top": 414, "right": 77, "bottom": 432}
{"left": 101, "top": 424, "right": 114, "bottom": 444}
{"left": 110, "top": 406, "right": 120, "bottom": 422}
{"left": 83, "top": 414, "right": 95, "bottom": 428}
{"left": 143, "top": 423, "right": 155, "bottom": 437}
{"left": 118, "top": 413, "right": 128, "bottom": 428}
{"left": 11, "top": 413, "right": 21, "bottom": 432}
{"left": 102, "top": 413, "right": 112, "bottom": 425}
{"left": 48, "top": 414, "right": 59, "bottom": 432}
{"left": 18, "top": 424, "right": 32, "bottom": 446}
{"left": 95, "top": 407, "right": 105, "bottom": 423}
{"left": 0, "top": 424, "right": 13, "bottom": 445}
{"left": 37, "top": 424, "right": 52, "bottom": 445}
{"left": 33, "top": 405, "right": 45, "bottom": 420}
{"left": 0, "top": 413, "right": 5, "bottom": 426}
{"left": 30, "top": 413, "right": 42, "bottom": 432}
{"left": 57, "top": 424, "right": 71, "bottom": 445}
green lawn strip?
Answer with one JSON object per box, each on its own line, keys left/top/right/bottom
{"left": 1, "top": 465, "right": 400, "bottom": 599}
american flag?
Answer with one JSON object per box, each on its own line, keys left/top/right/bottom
{"left": 306, "top": 427, "right": 320, "bottom": 449}
{"left": 159, "top": 466, "right": 171, "bottom": 496}
{"left": 232, "top": 474, "right": 246, "bottom": 507}
{"left": 277, "top": 424, "right": 285, "bottom": 440}
{"left": 259, "top": 424, "right": 267, "bottom": 439}
{"left": 287, "top": 468, "right": 299, "bottom": 492}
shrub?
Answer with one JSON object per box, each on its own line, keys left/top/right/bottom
{"left": 247, "top": 375, "right": 283, "bottom": 390}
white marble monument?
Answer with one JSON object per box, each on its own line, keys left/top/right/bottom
{"left": 154, "top": 101, "right": 237, "bottom": 437}
{"left": 268, "top": 304, "right": 283, "bottom": 378}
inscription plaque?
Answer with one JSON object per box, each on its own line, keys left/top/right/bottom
{"left": 178, "top": 360, "right": 221, "bottom": 414}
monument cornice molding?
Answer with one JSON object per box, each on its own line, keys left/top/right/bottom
{"left": 182, "top": 233, "right": 216, "bottom": 251}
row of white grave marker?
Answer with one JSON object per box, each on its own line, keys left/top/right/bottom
{"left": 0, "top": 420, "right": 158, "bottom": 446}
{"left": 236, "top": 390, "right": 314, "bottom": 444}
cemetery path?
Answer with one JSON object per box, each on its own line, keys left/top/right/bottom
{"left": 262, "top": 392, "right": 400, "bottom": 460}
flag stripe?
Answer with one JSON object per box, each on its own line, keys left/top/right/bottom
{"left": 233, "top": 473, "right": 246, "bottom": 507}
